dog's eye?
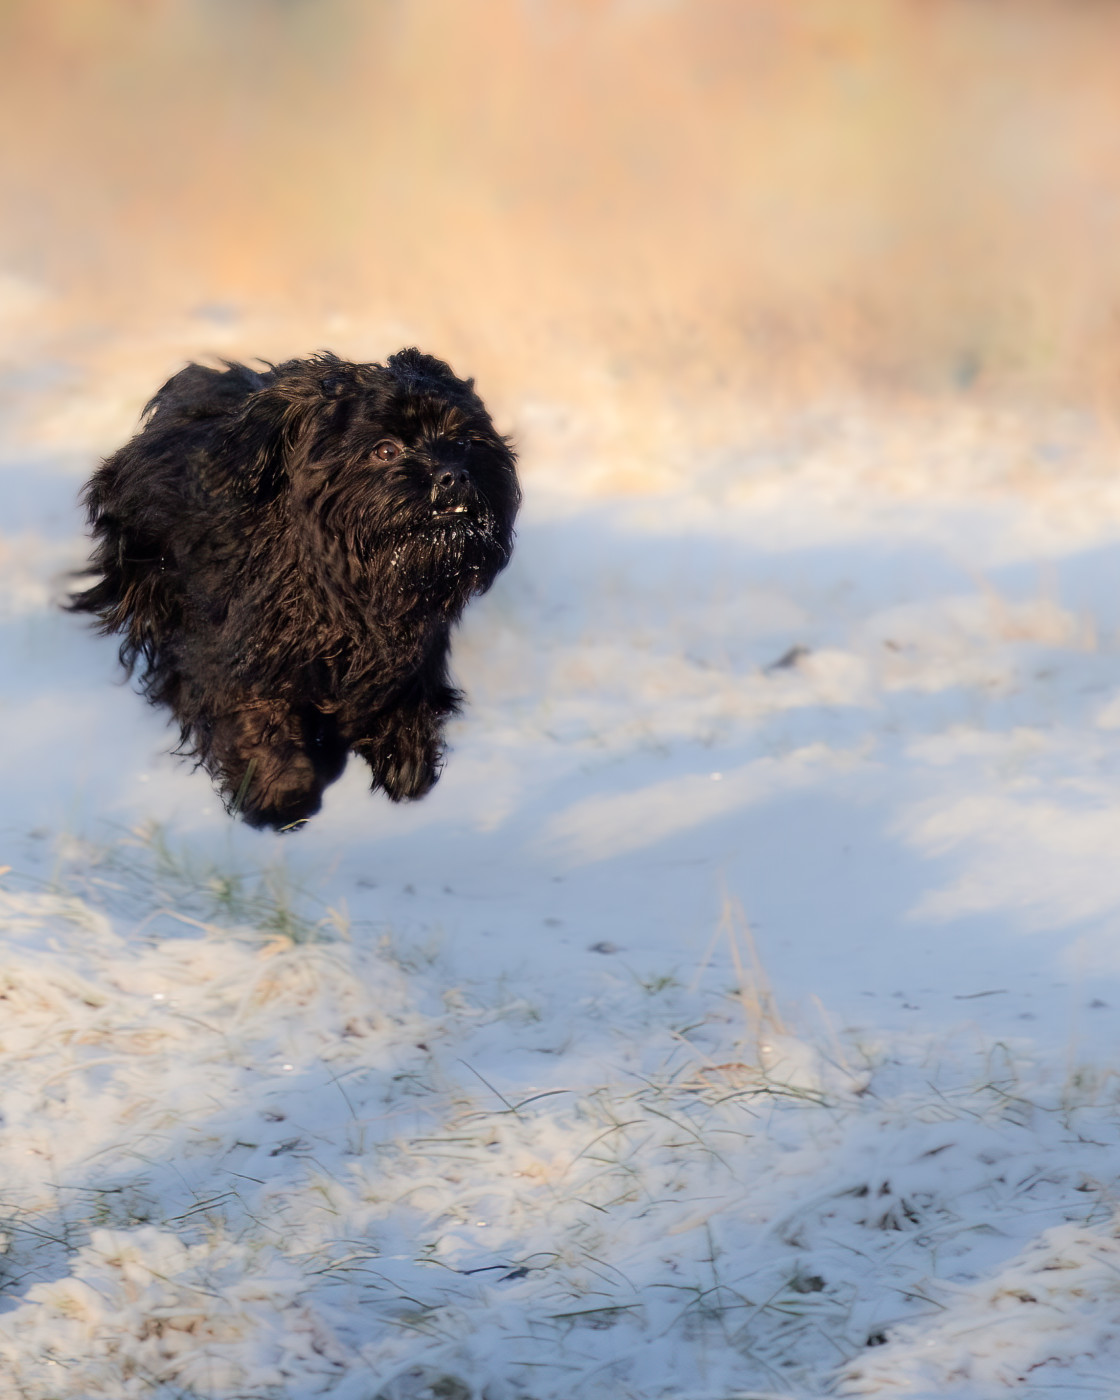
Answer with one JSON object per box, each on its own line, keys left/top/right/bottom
{"left": 372, "top": 440, "right": 401, "bottom": 463}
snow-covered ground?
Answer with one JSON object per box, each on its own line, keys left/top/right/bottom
{"left": 4, "top": 345, "right": 1120, "bottom": 1397}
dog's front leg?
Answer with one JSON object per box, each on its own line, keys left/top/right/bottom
{"left": 350, "top": 677, "right": 462, "bottom": 803}
{"left": 351, "top": 705, "right": 444, "bottom": 802}
{"left": 206, "top": 698, "right": 337, "bottom": 831}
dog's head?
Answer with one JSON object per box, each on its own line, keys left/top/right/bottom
{"left": 228, "top": 349, "right": 520, "bottom": 614}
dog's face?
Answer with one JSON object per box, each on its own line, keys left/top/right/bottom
{"left": 244, "top": 349, "right": 520, "bottom": 613}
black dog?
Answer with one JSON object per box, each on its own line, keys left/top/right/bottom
{"left": 69, "top": 350, "right": 520, "bottom": 830}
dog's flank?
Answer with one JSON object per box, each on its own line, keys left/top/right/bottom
{"left": 68, "top": 349, "right": 520, "bottom": 830}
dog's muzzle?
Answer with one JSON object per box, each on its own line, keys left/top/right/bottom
{"left": 429, "top": 463, "right": 476, "bottom": 517}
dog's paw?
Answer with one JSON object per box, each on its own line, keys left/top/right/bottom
{"left": 236, "top": 783, "right": 324, "bottom": 832}
{"left": 353, "top": 715, "right": 445, "bottom": 803}
{"left": 228, "top": 765, "right": 326, "bottom": 832}
{"left": 378, "top": 745, "right": 443, "bottom": 802}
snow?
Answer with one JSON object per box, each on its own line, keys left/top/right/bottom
{"left": 3, "top": 363, "right": 1120, "bottom": 1397}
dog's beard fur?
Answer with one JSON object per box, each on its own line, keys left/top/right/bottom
{"left": 68, "top": 349, "right": 520, "bottom": 830}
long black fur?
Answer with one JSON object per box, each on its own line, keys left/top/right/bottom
{"left": 68, "top": 349, "right": 520, "bottom": 830}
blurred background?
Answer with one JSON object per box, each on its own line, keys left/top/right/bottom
{"left": 2, "top": 0, "right": 1120, "bottom": 477}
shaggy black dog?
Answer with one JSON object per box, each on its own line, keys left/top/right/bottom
{"left": 68, "top": 349, "right": 520, "bottom": 830}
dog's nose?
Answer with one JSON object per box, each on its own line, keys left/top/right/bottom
{"left": 429, "top": 457, "right": 475, "bottom": 510}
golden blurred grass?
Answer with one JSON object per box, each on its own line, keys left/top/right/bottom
{"left": 3, "top": 0, "right": 1120, "bottom": 451}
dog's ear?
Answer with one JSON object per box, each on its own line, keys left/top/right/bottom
{"left": 224, "top": 388, "right": 308, "bottom": 499}
{"left": 224, "top": 369, "right": 345, "bottom": 499}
